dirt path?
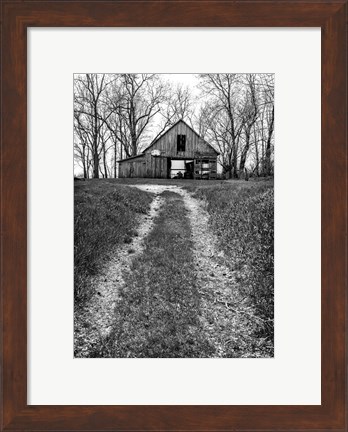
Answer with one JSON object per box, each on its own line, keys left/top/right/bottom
{"left": 75, "top": 183, "right": 260, "bottom": 357}
{"left": 74, "top": 192, "right": 164, "bottom": 357}
{"left": 177, "top": 188, "right": 255, "bottom": 356}
{"left": 130, "top": 185, "right": 258, "bottom": 357}
{"left": 132, "top": 185, "right": 236, "bottom": 290}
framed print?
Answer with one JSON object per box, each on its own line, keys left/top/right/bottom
{"left": 29, "top": 28, "right": 321, "bottom": 406}
{"left": 1, "top": 1, "right": 346, "bottom": 431}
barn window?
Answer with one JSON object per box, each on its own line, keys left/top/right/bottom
{"left": 177, "top": 135, "right": 186, "bottom": 152}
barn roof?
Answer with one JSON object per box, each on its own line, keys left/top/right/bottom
{"left": 118, "top": 153, "right": 145, "bottom": 163}
{"left": 117, "top": 119, "right": 219, "bottom": 164}
{"left": 143, "top": 119, "right": 219, "bottom": 155}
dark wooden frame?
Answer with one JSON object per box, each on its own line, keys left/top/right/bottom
{"left": 1, "top": 1, "right": 346, "bottom": 430}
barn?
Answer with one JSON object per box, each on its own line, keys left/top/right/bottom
{"left": 118, "top": 119, "right": 219, "bottom": 179}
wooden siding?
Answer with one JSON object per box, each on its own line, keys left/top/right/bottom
{"left": 118, "top": 155, "right": 146, "bottom": 178}
{"left": 118, "top": 155, "right": 168, "bottom": 179}
{"left": 145, "top": 121, "right": 217, "bottom": 159}
{"left": 194, "top": 157, "right": 217, "bottom": 180}
{"left": 144, "top": 154, "right": 167, "bottom": 178}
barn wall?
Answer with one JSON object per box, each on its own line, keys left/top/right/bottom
{"left": 146, "top": 122, "right": 217, "bottom": 159}
{"left": 118, "top": 156, "right": 146, "bottom": 178}
{"left": 144, "top": 154, "right": 168, "bottom": 178}
{"left": 194, "top": 157, "right": 217, "bottom": 179}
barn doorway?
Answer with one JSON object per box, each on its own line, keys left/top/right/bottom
{"left": 185, "top": 161, "right": 194, "bottom": 178}
{"left": 167, "top": 158, "right": 171, "bottom": 179}
{"left": 169, "top": 159, "right": 194, "bottom": 179}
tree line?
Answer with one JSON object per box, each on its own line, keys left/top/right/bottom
{"left": 74, "top": 73, "right": 274, "bottom": 179}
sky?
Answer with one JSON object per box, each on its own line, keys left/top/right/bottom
{"left": 162, "top": 73, "right": 199, "bottom": 91}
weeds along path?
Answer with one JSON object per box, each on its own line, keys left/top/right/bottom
{"left": 96, "top": 184, "right": 262, "bottom": 358}
{"left": 102, "top": 189, "right": 216, "bottom": 357}
{"left": 76, "top": 183, "right": 269, "bottom": 358}
{"left": 132, "top": 185, "right": 265, "bottom": 357}
{"left": 74, "top": 192, "right": 164, "bottom": 358}
{"left": 176, "top": 188, "right": 262, "bottom": 357}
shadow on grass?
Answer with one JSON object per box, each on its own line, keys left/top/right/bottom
{"left": 74, "top": 182, "right": 152, "bottom": 305}
{"left": 95, "top": 191, "right": 215, "bottom": 358}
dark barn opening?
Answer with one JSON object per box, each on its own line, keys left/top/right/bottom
{"left": 177, "top": 134, "right": 186, "bottom": 152}
{"left": 169, "top": 159, "right": 194, "bottom": 179}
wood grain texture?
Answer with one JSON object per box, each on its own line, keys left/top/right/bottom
{"left": 1, "top": 1, "right": 346, "bottom": 431}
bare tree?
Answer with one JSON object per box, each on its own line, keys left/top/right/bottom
{"left": 198, "top": 74, "right": 245, "bottom": 178}
{"left": 74, "top": 110, "right": 91, "bottom": 178}
{"left": 151, "top": 83, "right": 195, "bottom": 142}
{"left": 247, "top": 74, "right": 274, "bottom": 176}
{"left": 239, "top": 74, "right": 259, "bottom": 174}
{"left": 198, "top": 73, "right": 274, "bottom": 179}
{"left": 74, "top": 74, "right": 113, "bottom": 178}
{"left": 101, "top": 76, "right": 128, "bottom": 172}
{"left": 261, "top": 74, "right": 274, "bottom": 176}
{"left": 115, "top": 74, "right": 167, "bottom": 156}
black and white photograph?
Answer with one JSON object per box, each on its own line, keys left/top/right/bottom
{"left": 74, "top": 73, "right": 274, "bottom": 358}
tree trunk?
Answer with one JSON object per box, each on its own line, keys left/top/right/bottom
{"left": 114, "top": 141, "right": 117, "bottom": 178}
{"left": 239, "top": 129, "right": 250, "bottom": 174}
{"left": 264, "top": 106, "right": 274, "bottom": 176}
{"left": 82, "top": 143, "right": 87, "bottom": 178}
{"left": 253, "top": 124, "right": 259, "bottom": 176}
{"left": 131, "top": 135, "right": 137, "bottom": 156}
{"left": 102, "top": 140, "right": 108, "bottom": 178}
{"left": 86, "top": 146, "right": 90, "bottom": 179}
{"left": 83, "top": 162, "right": 87, "bottom": 179}
{"left": 93, "top": 133, "right": 99, "bottom": 178}
{"left": 93, "top": 147, "right": 99, "bottom": 178}
{"left": 231, "top": 153, "right": 239, "bottom": 178}
{"left": 129, "top": 99, "right": 138, "bottom": 156}
{"left": 224, "top": 166, "right": 233, "bottom": 179}
{"left": 93, "top": 105, "right": 99, "bottom": 178}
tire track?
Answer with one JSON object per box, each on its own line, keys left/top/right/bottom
{"left": 74, "top": 193, "right": 164, "bottom": 357}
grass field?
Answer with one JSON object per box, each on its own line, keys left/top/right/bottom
{"left": 190, "top": 180, "right": 274, "bottom": 339}
{"left": 74, "top": 181, "right": 152, "bottom": 303}
{"left": 74, "top": 177, "right": 274, "bottom": 356}
{"left": 93, "top": 191, "right": 215, "bottom": 358}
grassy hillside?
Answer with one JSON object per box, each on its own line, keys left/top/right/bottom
{"left": 96, "top": 191, "right": 215, "bottom": 358}
{"left": 74, "top": 180, "right": 152, "bottom": 304}
{"left": 188, "top": 180, "right": 274, "bottom": 340}
{"left": 75, "top": 178, "right": 274, "bottom": 350}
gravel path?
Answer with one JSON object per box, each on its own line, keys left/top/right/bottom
{"left": 130, "top": 185, "right": 257, "bottom": 356}
{"left": 74, "top": 192, "right": 164, "bottom": 357}
{"left": 75, "top": 183, "right": 258, "bottom": 358}
{"left": 132, "top": 185, "right": 236, "bottom": 293}
{"left": 177, "top": 188, "right": 253, "bottom": 356}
